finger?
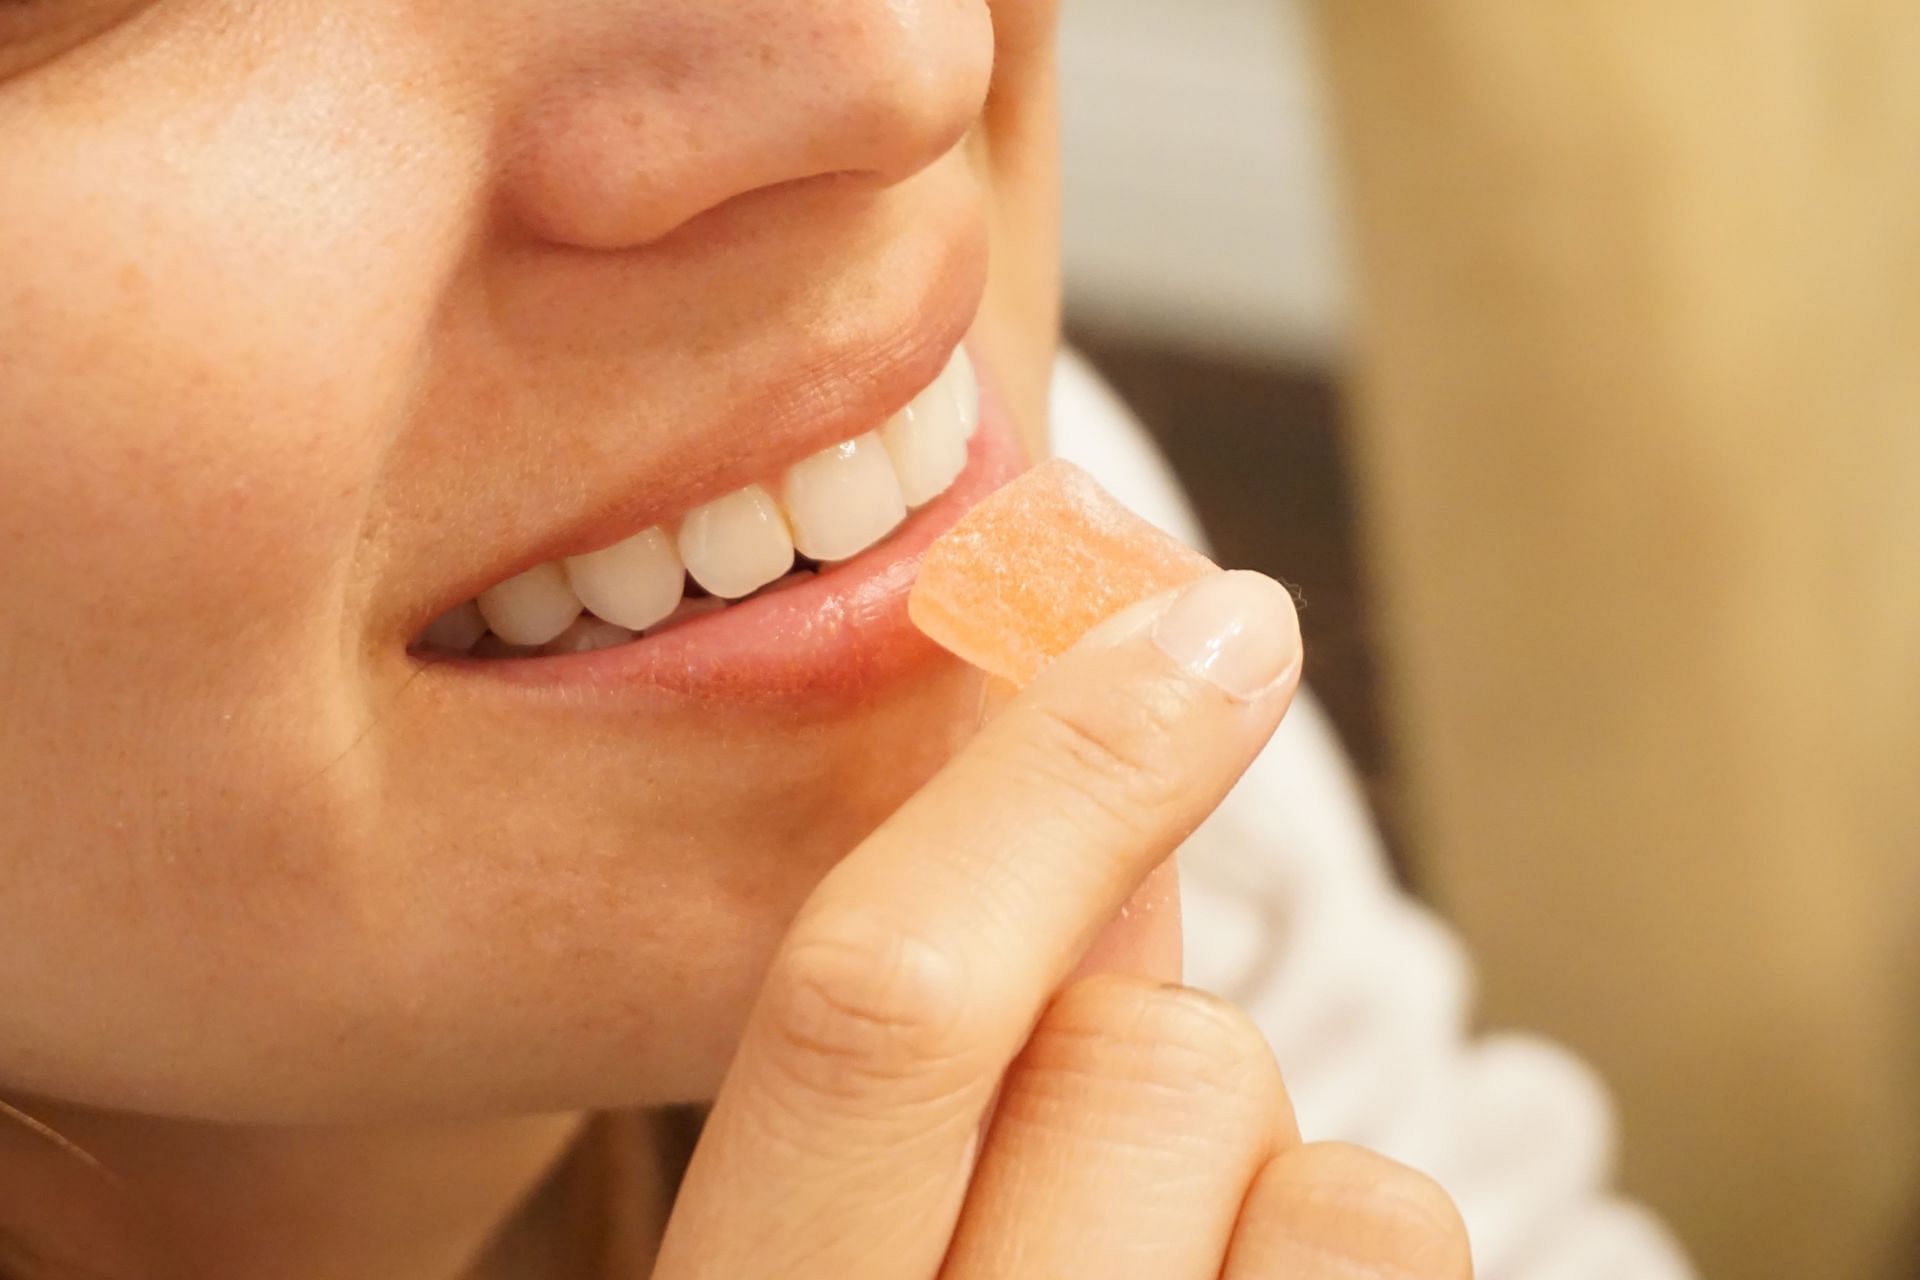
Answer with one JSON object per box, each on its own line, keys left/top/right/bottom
{"left": 1221, "top": 1142, "right": 1474, "bottom": 1280}
{"left": 655, "top": 571, "right": 1301, "bottom": 1280}
{"left": 986, "top": 680, "right": 1184, "bottom": 988}
{"left": 939, "top": 976, "right": 1296, "bottom": 1280}
{"left": 988, "top": 854, "right": 1184, "bottom": 1169}
{"left": 1067, "top": 854, "right": 1182, "bottom": 985}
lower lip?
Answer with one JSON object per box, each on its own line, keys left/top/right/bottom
{"left": 421, "top": 354, "right": 1029, "bottom": 706}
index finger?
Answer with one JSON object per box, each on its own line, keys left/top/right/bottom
{"left": 654, "top": 569, "right": 1301, "bottom": 1280}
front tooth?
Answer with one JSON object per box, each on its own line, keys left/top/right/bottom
{"left": 421, "top": 600, "right": 488, "bottom": 653}
{"left": 945, "top": 345, "right": 980, "bottom": 440}
{"left": 676, "top": 484, "right": 795, "bottom": 598}
{"left": 781, "top": 432, "right": 908, "bottom": 562}
{"left": 476, "top": 561, "right": 581, "bottom": 645}
{"left": 882, "top": 364, "right": 972, "bottom": 507}
{"left": 564, "top": 526, "right": 686, "bottom": 631}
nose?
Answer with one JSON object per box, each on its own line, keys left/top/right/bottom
{"left": 500, "top": 0, "right": 994, "bottom": 250}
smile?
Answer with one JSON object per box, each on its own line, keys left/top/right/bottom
{"left": 416, "top": 345, "right": 983, "bottom": 660}
{"left": 408, "top": 340, "right": 1025, "bottom": 702}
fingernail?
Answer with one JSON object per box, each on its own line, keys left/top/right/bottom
{"left": 1151, "top": 571, "right": 1300, "bottom": 701}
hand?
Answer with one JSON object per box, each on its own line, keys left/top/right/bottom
{"left": 655, "top": 570, "right": 1471, "bottom": 1279}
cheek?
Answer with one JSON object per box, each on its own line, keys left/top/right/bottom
{"left": 0, "top": 7, "right": 478, "bottom": 818}
{"left": 0, "top": 7, "right": 482, "bottom": 1093}
{"left": 0, "top": 14, "right": 472, "bottom": 639}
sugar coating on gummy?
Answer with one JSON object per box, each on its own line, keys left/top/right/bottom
{"left": 908, "top": 457, "right": 1219, "bottom": 685}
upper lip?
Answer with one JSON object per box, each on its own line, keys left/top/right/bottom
{"left": 403, "top": 232, "right": 988, "bottom": 641}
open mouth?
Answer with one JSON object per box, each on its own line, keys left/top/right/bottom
{"left": 413, "top": 345, "right": 983, "bottom": 662}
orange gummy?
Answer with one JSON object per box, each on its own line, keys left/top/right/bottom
{"left": 908, "top": 458, "right": 1219, "bottom": 685}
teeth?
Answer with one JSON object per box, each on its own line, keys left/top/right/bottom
{"left": 781, "top": 432, "right": 908, "bottom": 562}
{"left": 431, "top": 344, "right": 982, "bottom": 656}
{"left": 564, "top": 526, "right": 686, "bottom": 631}
{"left": 882, "top": 348, "right": 977, "bottom": 506}
{"left": 476, "top": 562, "right": 581, "bottom": 645}
{"left": 675, "top": 484, "right": 796, "bottom": 599}
{"left": 540, "top": 615, "right": 638, "bottom": 655}
{"left": 421, "top": 600, "right": 488, "bottom": 653}
{"left": 945, "top": 345, "right": 981, "bottom": 441}
{"left": 644, "top": 594, "right": 727, "bottom": 636}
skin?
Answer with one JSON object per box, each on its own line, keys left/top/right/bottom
{"left": 0, "top": 2, "right": 1470, "bottom": 1276}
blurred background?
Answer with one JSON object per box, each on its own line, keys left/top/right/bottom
{"left": 1058, "top": 0, "right": 1389, "bottom": 834}
{"left": 1055, "top": 0, "right": 1389, "bottom": 836}
{"left": 1057, "top": 2, "right": 1920, "bottom": 1278}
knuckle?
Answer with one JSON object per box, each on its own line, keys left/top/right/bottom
{"left": 1254, "top": 1142, "right": 1474, "bottom": 1280}
{"left": 1360, "top": 1160, "right": 1474, "bottom": 1279}
{"left": 758, "top": 915, "right": 987, "bottom": 1104}
{"left": 1030, "top": 975, "right": 1280, "bottom": 1111}
{"left": 1020, "top": 678, "right": 1196, "bottom": 822}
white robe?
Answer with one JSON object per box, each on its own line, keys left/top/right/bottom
{"left": 1051, "top": 350, "right": 1697, "bottom": 1280}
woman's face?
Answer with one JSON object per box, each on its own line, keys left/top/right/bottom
{"left": 0, "top": 0, "right": 1061, "bottom": 1123}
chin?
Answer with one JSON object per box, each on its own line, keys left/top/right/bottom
{"left": 258, "top": 654, "right": 995, "bottom": 1123}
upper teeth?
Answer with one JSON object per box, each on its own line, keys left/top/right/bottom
{"left": 424, "top": 346, "right": 980, "bottom": 655}
{"left": 780, "top": 433, "right": 906, "bottom": 562}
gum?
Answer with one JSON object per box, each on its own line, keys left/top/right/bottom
{"left": 908, "top": 458, "right": 1219, "bottom": 685}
